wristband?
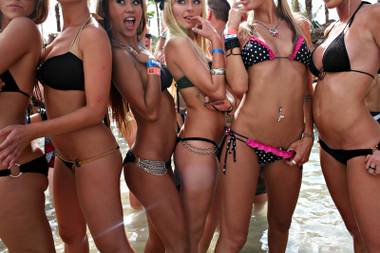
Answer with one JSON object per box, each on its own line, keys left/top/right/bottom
{"left": 146, "top": 58, "right": 161, "bottom": 68}
{"left": 210, "top": 48, "right": 224, "bottom": 54}
{"left": 224, "top": 34, "right": 238, "bottom": 40}
{"left": 147, "top": 67, "right": 161, "bottom": 76}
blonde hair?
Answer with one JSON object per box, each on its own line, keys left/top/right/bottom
{"left": 163, "top": 0, "right": 209, "bottom": 60}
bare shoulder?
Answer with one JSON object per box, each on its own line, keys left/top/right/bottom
{"left": 165, "top": 36, "right": 191, "bottom": 52}
{"left": 365, "top": 3, "right": 380, "bottom": 30}
{"left": 79, "top": 19, "right": 109, "bottom": 46}
{"left": 112, "top": 47, "right": 134, "bottom": 67}
{"left": 5, "top": 17, "right": 39, "bottom": 39}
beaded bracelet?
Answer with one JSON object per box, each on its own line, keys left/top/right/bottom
{"left": 147, "top": 67, "right": 161, "bottom": 76}
{"left": 225, "top": 37, "right": 240, "bottom": 51}
{"left": 146, "top": 58, "right": 161, "bottom": 68}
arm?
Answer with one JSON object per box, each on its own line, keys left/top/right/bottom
{"left": 0, "top": 17, "right": 40, "bottom": 73}
{"left": 113, "top": 48, "right": 161, "bottom": 121}
{"left": 224, "top": 2, "right": 248, "bottom": 99}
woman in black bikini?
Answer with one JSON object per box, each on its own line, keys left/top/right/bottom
{"left": 96, "top": 0, "right": 188, "bottom": 252}
{"left": 215, "top": 0, "right": 314, "bottom": 252}
{"left": 163, "top": 0, "right": 228, "bottom": 251}
{"left": 310, "top": 0, "right": 380, "bottom": 251}
{"left": 0, "top": 0, "right": 55, "bottom": 251}
{"left": 0, "top": 0, "right": 134, "bottom": 252}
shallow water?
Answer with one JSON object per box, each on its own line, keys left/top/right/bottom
{"left": 0, "top": 128, "right": 353, "bottom": 253}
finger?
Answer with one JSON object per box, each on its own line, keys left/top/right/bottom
{"left": 191, "top": 16, "right": 204, "bottom": 24}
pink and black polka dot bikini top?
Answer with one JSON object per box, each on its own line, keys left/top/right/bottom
{"left": 241, "top": 35, "right": 311, "bottom": 69}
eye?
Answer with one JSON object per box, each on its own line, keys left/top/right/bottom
{"left": 192, "top": 0, "right": 201, "bottom": 4}
{"left": 176, "top": 0, "right": 186, "bottom": 5}
{"left": 132, "top": 0, "right": 140, "bottom": 5}
{"left": 115, "top": 0, "right": 126, "bottom": 5}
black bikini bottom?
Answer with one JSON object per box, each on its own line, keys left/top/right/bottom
{"left": 0, "top": 156, "right": 48, "bottom": 178}
{"left": 319, "top": 139, "right": 379, "bottom": 165}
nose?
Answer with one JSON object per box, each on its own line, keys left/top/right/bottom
{"left": 124, "top": 1, "right": 135, "bottom": 11}
{"left": 185, "top": 1, "right": 194, "bottom": 11}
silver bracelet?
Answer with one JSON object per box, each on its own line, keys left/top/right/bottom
{"left": 210, "top": 68, "right": 225, "bottom": 75}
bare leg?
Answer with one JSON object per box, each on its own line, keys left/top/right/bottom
{"left": 265, "top": 161, "right": 302, "bottom": 253}
{"left": 347, "top": 157, "right": 380, "bottom": 252}
{"left": 175, "top": 143, "right": 218, "bottom": 253}
{"left": 54, "top": 160, "right": 89, "bottom": 253}
{"left": 0, "top": 174, "right": 55, "bottom": 253}
{"left": 75, "top": 152, "right": 134, "bottom": 253}
{"left": 320, "top": 150, "right": 365, "bottom": 253}
{"left": 124, "top": 162, "right": 188, "bottom": 253}
{"left": 144, "top": 217, "right": 165, "bottom": 253}
{"left": 215, "top": 140, "right": 260, "bottom": 253}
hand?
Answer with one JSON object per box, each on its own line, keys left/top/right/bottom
{"left": 0, "top": 125, "right": 32, "bottom": 167}
{"left": 191, "top": 16, "right": 221, "bottom": 42}
{"left": 285, "top": 136, "right": 313, "bottom": 167}
{"left": 365, "top": 150, "right": 380, "bottom": 176}
{"left": 204, "top": 91, "right": 236, "bottom": 112}
{"left": 227, "top": 0, "right": 247, "bottom": 31}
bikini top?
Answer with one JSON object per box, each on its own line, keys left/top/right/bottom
{"left": 0, "top": 70, "right": 30, "bottom": 97}
{"left": 37, "top": 17, "right": 91, "bottom": 91}
{"left": 176, "top": 75, "right": 193, "bottom": 90}
{"left": 241, "top": 34, "right": 311, "bottom": 69}
{"left": 309, "top": 2, "right": 378, "bottom": 79}
{"left": 160, "top": 65, "right": 173, "bottom": 91}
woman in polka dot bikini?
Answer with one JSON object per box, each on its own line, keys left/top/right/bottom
{"left": 215, "top": 0, "right": 314, "bottom": 252}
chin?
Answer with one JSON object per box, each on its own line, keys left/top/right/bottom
{"left": 324, "top": 0, "right": 343, "bottom": 9}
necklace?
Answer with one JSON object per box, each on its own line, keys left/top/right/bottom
{"left": 253, "top": 20, "right": 281, "bottom": 38}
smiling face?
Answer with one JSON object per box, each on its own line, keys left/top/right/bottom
{"left": 0, "top": 0, "right": 37, "bottom": 22}
{"left": 108, "top": 0, "right": 144, "bottom": 39}
{"left": 171, "top": 0, "right": 203, "bottom": 30}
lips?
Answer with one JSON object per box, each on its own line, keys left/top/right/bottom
{"left": 7, "top": 4, "right": 23, "bottom": 9}
{"left": 123, "top": 16, "right": 137, "bottom": 30}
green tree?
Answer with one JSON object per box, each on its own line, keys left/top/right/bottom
{"left": 292, "top": 0, "right": 300, "bottom": 12}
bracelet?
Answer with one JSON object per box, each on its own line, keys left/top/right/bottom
{"left": 302, "top": 132, "right": 314, "bottom": 140}
{"left": 147, "top": 67, "right": 161, "bottom": 76}
{"left": 210, "top": 68, "right": 225, "bottom": 75}
{"left": 210, "top": 48, "right": 224, "bottom": 54}
{"left": 225, "top": 37, "right": 240, "bottom": 51}
{"left": 146, "top": 58, "right": 161, "bottom": 68}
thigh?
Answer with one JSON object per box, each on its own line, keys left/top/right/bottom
{"left": 320, "top": 149, "right": 355, "bottom": 225}
{"left": 265, "top": 161, "right": 302, "bottom": 225}
{"left": 54, "top": 159, "right": 87, "bottom": 237}
{"left": 0, "top": 175, "right": 55, "bottom": 252}
{"left": 74, "top": 152, "right": 125, "bottom": 240}
{"left": 218, "top": 139, "right": 260, "bottom": 237}
{"left": 124, "top": 162, "right": 186, "bottom": 244}
{"left": 347, "top": 157, "right": 380, "bottom": 246}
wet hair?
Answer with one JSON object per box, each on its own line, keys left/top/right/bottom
{"left": 207, "top": 0, "right": 230, "bottom": 23}
{"left": 0, "top": 0, "right": 48, "bottom": 24}
{"left": 95, "top": 0, "right": 147, "bottom": 137}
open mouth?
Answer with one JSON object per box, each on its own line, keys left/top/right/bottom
{"left": 123, "top": 16, "right": 137, "bottom": 29}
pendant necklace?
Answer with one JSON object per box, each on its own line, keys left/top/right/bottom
{"left": 253, "top": 20, "right": 281, "bottom": 38}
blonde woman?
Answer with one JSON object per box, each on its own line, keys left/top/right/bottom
{"left": 216, "top": 0, "right": 314, "bottom": 251}
{"left": 164, "top": 0, "right": 228, "bottom": 251}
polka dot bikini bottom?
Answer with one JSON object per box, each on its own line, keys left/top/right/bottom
{"left": 222, "top": 128, "right": 295, "bottom": 173}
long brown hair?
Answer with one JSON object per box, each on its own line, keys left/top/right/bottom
{"left": 96, "top": 0, "right": 147, "bottom": 137}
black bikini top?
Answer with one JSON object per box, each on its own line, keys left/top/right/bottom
{"left": 37, "top": 17, "right": 91, "bottom": 91}
{"left": 0, "top": 70, "right": 30, "bottom": 97}
{"left": 160, "top": 65, "right": 173, "bottom": 91}
{"left": 176, "top": 75, "right": 193, "bottom": 89}
{"left": 309, "top": 1, "right": 378, "bottom": 79}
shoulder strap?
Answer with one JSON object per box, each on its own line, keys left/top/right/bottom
{"left": 69, "top": 15, "right": 92, "bottom": 49}
{"left": 348, "top": 1, "right": 367, "bottom": 27}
